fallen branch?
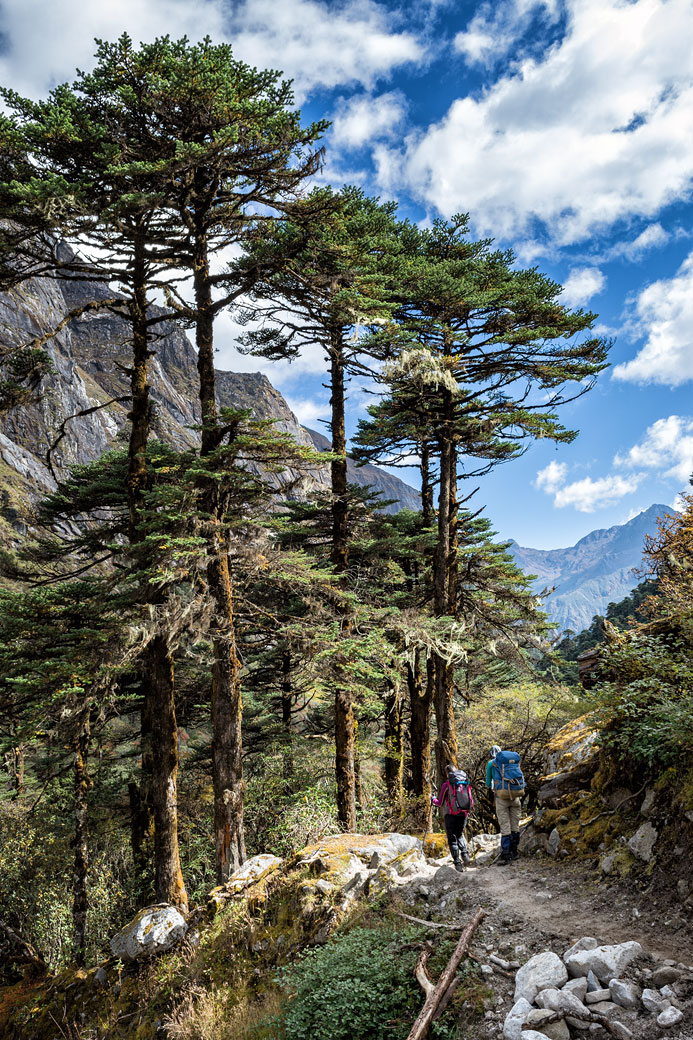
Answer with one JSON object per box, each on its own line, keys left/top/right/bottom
{"left": 406, "top": 905, "right": 486, "bottom": 1040}
{"left": 0, "top": 918, "right": 49, "bottom": 974}
{"left": 396, "top": 911, "right": 462, "bottom": 931}
{"left": 415, "top": 943, "right": 435, "bottom": 998}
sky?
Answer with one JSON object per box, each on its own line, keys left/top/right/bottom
{"left": 1, "top": 0, "right": 693, "bottom": 549}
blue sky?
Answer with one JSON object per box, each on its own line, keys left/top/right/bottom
{"left": 1, "top": 0, "right": 693, "bottom": 549}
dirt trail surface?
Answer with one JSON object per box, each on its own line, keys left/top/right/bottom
{"left": 462, "top": 856, "right": 693, "bottom": 963}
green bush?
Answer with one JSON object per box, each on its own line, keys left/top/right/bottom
{"left": 259, "top": 924, "right": 460, "bottom": 1040}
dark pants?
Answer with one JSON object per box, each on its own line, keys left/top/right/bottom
{"left": 444, "top": 813, "right": 469, "bottom": 863}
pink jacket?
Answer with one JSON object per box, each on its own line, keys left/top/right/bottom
{"left": 432, "top": 779, "right": 473, "bottom": 816}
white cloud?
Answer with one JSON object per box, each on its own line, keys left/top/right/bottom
{"left": 331, "top": 91, "right": 407, "bottom": 150}
{"left": 612, "top": 251, "right": 693, "bottom": 385}
{"left": 535, "top": 459, "right": 568, "bottom": 494}
{"left": 560, "top": 267, "right": 606, "bottom": 308}
{"left": 283, "top": 395, "right": 329, "bottom": 428}
{"left": 454, "top": 0, "right": 558, "bottom": 68}
{"left": 0, "top": 0, "right": 424, "bottom": 102}
{"left": 608, "top": 222, "right": 670, "bottom": 261}
{"left": 381, "top": 0, "right": 693, "bottom": 246}
{"left": 552, "top": 474, "right": 645, "bottom": 513}
{"left": 615, "top": 414, "right": 693, "bottom": 483}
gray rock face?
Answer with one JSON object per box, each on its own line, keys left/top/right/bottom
{"left": 627, "top": 822, "right": 657, "bottom": 863}
{"left": 110, "top": 904, "right": 187, "bottom": 962}
{"left": 515, "top": 954, "right": 569, "bottom": 1004}
{"left": 564, "top": 941, "right": 642, "bottom": 983}
{"left": 503, "top": 997, "right": 533, "bottom": 1040}
{"left": 608, "top": 979, "right": 641, "bottom": 1009}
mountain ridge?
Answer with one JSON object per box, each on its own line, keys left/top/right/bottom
{"left": 509, "top": 503, "right": 675, "bottom": 633}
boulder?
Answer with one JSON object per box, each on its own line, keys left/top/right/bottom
{"left": 657, "top": 1006, "right": 683, "bottom": 1028}
{"left": 515, "top": 953, "right": 569, "bottom": 1004}
{"left": 564, "top": 937, "right": 599, "bottom": 960}
{"left": 627, "top": 822, "right": 657, "bottom": 863}
{"left": 222, "top": 853, "right": 282, "bottom": 893}
{"left": 651, "top": 965, "right": 681, "bottom": 987}
{"left": 564, "top": 941, "right": 642, "bottom": 982}
{"left": 503, "top": 997, "right": 533, "bottom": 1040}
{"left": 535, "top": 987, "right": 589, "bottom": 1018}
{"left": 110, "top": 904, "right": 188, "bottom": 962}
{"left": 469, "top": 832, "right": 501, "bottom": 865}
{"left": 563, "top": 977, "right": 588, "bottom": 1002}
{"left": 608, "top": 978, "right": 641, "bottom": 1009}
{"left": 525, "top": 1009, "right": 570, "bottom": 1040}
{"left": 539, "top": 716, "right": 599, "bottom": 806}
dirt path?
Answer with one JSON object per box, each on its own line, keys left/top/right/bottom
{"left": 458, "top": 856, "right": 693, "bottom": 964}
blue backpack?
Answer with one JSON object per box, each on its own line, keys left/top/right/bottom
{"left": 492, "top": 750, "right": 525, "bottom": 800}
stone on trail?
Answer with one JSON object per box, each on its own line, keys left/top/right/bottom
{"left": 586, "top": 969, "right": 600, "bottom": 992}
{"left": 563, "top": 937, "right": 599, "bottom": 960}
{"left": 657, "top": 1005, "right": 683, "bottom": 1028}
{"left": 110, "top": 904, "right": 188, "bottom": 962}
{"left": 521, "top": 1032, "right": 558, "bottom": 1040}
{"left": 651, "top": 964, "right": 682, "bottom": 987}
{"left": 610, "top": 1024, "right": 634, "bottom": 1040}
{"left": 627, "top": 822, "right": 657, "bottom": 863}
{"left": 563, "top": 977, "right": 588, "bottom": 1002}
{"left": 515, "top": 952, "right": 569, "bottom": 1004}
{"left": 641, "top": 987, "right": 669, "bottom": 1013}
{"left": 525, "top": 1008, "right": 570, "bottom": 1040}
{"left": 535, "top": 986, "right": 590, "bottom": 1018}
{"left": 584, "top": 988, "right": 611, "bottom": 1004}
{"left": 564, "top": 941, "right": 642, "bottom": 982}
{"left": 608, "top": 978, "right": 641, "bottom": 1009}
{"left": 503, "top": 997, "right": 533, "bottom": 1040}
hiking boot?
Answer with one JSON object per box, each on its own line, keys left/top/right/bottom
{"left": 453, "top": 857, "right": 465, "bottom": 872}
{"left": 510, "top": 831, "right": 520, "bottom": 861}
{"left": 497, "top": 851, "right": 512, "bottom": 865}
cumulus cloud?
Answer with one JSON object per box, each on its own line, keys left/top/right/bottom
{"left": 0, "top": 0, "right": 424, "bottom": 102}
{"left": 283, "top": 395, "right": 330, "bottom": 428}
{"left": 612, "top": 251, "right": 693, "bottom": 385}
{"left": 615, "top": 414, "right": 693, "bottom": 483}
{"left": 454, "top": 0, "right": 559, "bottom": 68}
{"left": 560, "top": 267, "right": 606, "bottom": 308}
{"left": 330, "top": 90, "right": 407, "bottom": 150}
{"left": 607, "top": 223, "right": 670, "bottom": 262}
{"left": 535, "top": 458, "right": 643, "bottom": 512}
{"left": 535, "top": 460, "right": 568, "bottom": 494}
{"left": 381, "top": 0, "right": 693, "bottom": 246}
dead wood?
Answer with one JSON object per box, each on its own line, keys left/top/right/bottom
{"left": 0, "top": 918, "right": 49, "bottom": 975}
{"left": 406, "top": 905, "right": 486, "bottom": 1040}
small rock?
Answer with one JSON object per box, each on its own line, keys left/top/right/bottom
{"left": 600, "top": 854, "right": 616, "bottom": 876}
{"left": 587, "top": 1001, "right": 620, "bottom": 1017}
{"left": 657, "top": 1006, "right": 683, "bottom": 1028}
{"left": 627, "top": 822, "right": 657, "bottom": 863}
{"left": 641, "top": 987, "right": 669, "bottom": 1013}
{"left": 563, "top": 977, "right": 588, "bottom": 1002}
{"left": 526, "top": 1009, "right": 570, "bottom": 1040}
{"left": 651, "top": 965, "right": 681, "bottom": 987}
{"left": 659, "top": 984, "right": 680, "bottom": 1004}
{"left": 515, "top": 952, "right": 569, "bottom": 1004}
{"left": 564, "top": 941, "right": 642, "bottom": 983}
{"left": 563, "top": 937, "right": 599, "bottom": 961}
{"left": 521, "top": 1032, "right": 553, "bottom": 1040}
{"left": 503, "top": 997, "right": 533, "bottom": 1040}
{"left": 610, "top": 1024, "right": 634, "bottom": 1040}
{"left": 639, "top": 788, "right": 656, "bottom": 817}
{"left": 608, "top": 979, "right": 641, "bottom": 1009}
{"left": 93, "top": 966, "right": 108, "bottom": 987}
{"left": 535, "top": 892, "right": 553, "bottom": 902}
{"left": 547, "top": 828, "right": 560, "bottom": 856}
{"left": 535, "top": 987, "right": 589, "bottom": 1019}
{"left": 585, "top": 988, "right": 611, "bottom": 1004}
{"left": 586, "top": 970, "right": 600, "bottom": 992}
{"left": 481, "top": 964, "right": 494, "bottom": 976}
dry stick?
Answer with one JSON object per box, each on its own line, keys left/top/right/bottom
{"left": 406, "top": 905, "right": 486, "bottom": 1040}
{"left": 397, "top": 911, "right": 463, "bottom": 931}
{"left": 0, "top": 918, "right": 48, "bottom": 974}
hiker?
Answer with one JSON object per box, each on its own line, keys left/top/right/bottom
{"left": 431, "top": 764, "right": 473, "bottom": 872}
{"left": 486, "top": 745, "right": 525, "bottom": 865}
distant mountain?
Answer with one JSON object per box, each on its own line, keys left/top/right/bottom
{"left": 509, "top": 504, "right": 675, "bottom": 633}
{"left": 304, "top": 427, "right": 420, "bottom": 514}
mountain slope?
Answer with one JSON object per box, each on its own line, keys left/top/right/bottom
{"left": 510, "top": 504, "right": 674, "bottom": 632}
{"left": 0, "top": 271, "right": 418, "bottom": 529}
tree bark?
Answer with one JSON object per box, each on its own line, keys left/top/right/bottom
{"left": 330, "top": 338, "right": 357, "bottom": 830}
{"left": 126, "top": 227, "right": 151, "bottom": 544}
{"left": 384, "top": 677, "right": 404, "bottom": 812}
{"left": 408, "top": 653, "right": 434, "bottom": 833}
{"left": 193, "top": 232, "right": 246, "bottom": 880}
{"left": 129, "top": 676, "right": 154, "bottom": 901}
{"left": 281, "top": 650, "right": 294, "bottom": 783}
{"left": 148, "top": 635, "right": 188, "bottom": 911}
{"left": 72, "top": 706, "right": 91, "bottom": 967}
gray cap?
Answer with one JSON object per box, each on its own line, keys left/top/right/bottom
{"left": 490, "top": 745, "right": 501, "bottom": 759}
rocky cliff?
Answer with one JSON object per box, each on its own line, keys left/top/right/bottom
{"left": 0, "top": 272, "right": 419, "bottom": 532}
{"left": 509, "top": 504, "right": 674, "bottom": 633}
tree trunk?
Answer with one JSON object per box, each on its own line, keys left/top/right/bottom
{"left": 433, "top": 391, "right": 459, "bottom": 788}
{"left": 384, "top": 678, "right": 404, "bottom": 813}
{"left": 148, "top": 635, "right": 188, "bottom": 911}
{"left": 194, "top": 234, "right": 246, "bottom": 880}
{"left": 408, "top": 653, "right": 433, "bottom": 796}
{"left": 281, "top": 650, "right": 294, "bottom": 783}
{"left": 126, "top": 228, "right": 151, "bottom": 544}
{"left": 330, "top": 339, "right": 357, "bottom": 830}
{"left": 72, "top": 706, "right": 91, "bottom": 967}
{"left": 129, "top": 676, "right": 154, "bottom": 902}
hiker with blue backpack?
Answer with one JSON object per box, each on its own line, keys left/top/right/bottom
{"left": 486, "top": 745, "right": 525, "bottom": 865}
{"left": 431, "top": 764, "right": 473, "bottom": 872}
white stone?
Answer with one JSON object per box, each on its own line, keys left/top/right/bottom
{"left": 627, "top": 822, "right": 657, "bottom": 863}
{"left": 657, "top": 1006, "right": 683, "bottom": 1028}
{"left": 563, "top": 977, "right": 588, "bottom": 1002}
{"left": 641, "top": 987, "right": 669, "bottom": 1013}
{"left": 564, "top": 941, "right": 642, "bottom": 983}
{"left": 525, "top": 1009, "right": 570, "bottom": 1040}
{"left": 224, "top": 853, "right": 282, "bottom": 892}
{"left": 469, "top": 832, "right": 501, "bottom": 865}
{"left": 585, "top": 988, "right": 611, "bottom": 1004}
{"left": 608, "top": 979, "right": 641, "bottom": 1009}
{"left": 547, "top": 828, "right": 560, "bottom": 856}
{"left": 535, "top": 987, "right": 589, "bottom": 1019}
{"left": 110, "top": 905, "right": 187, "bottom": 962}
{"left": 640, "top": 788, "right": 656, "bottom": 817}
{"left": 563, "top": 937, "right": 599, "bottom": 961}
{"left": 586, "top": 970, "right": 600, "bottom": 992}
{"left": 515, "top": 953, "right": 569, "bottom": 1004}
{"left": 521, "top": 1033, "right": 555, "bottom": 1040}
{"left": 503, "top": 997, "right": 533, "bottom": 1040}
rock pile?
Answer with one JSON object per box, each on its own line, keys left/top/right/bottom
{"left": 503, "top": 936, "right": 692, "bottom": 1039}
